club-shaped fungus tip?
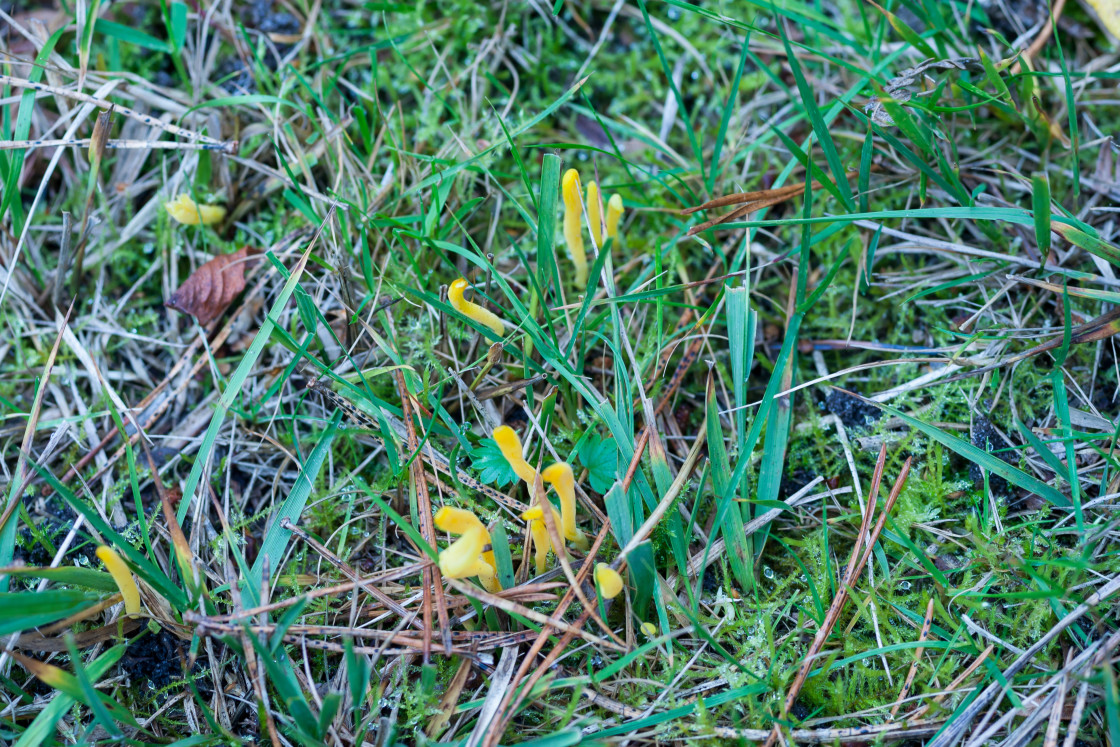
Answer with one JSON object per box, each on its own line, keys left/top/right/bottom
{"left": 447, "top": 278, "right": 505, "bottom": 337}
{"left": 594, "top": 563, "right": 624, "bottom": 599}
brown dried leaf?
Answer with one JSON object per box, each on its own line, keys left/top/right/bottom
{"left": 166, "top": 247, "right": 259, "bottom": 326}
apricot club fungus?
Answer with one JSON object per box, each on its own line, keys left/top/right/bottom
{"left": 96, "top": 544, "right": 141, "bottom": 615}
{"left": 562, "top": 168, "right": 588, "bottom": 289}
{"left": 491, "top": 425, "right": 538, "bottom": 486}
{"left": 434, "top": 506, "right": 500, "bottom": 592}
{"left": 521, "top": 504, "right": 563, "bottom": 575}
{"left": 562, "top": 169, "right": 625, "bottom": 289}
{"left": 447, "top": 277, "right": 504, "bottom": 337}
{"left": 586, "top": 182, "right": 624, "bottom": 247}
{"left": 605, "top": 193, "right": 623, "bottom": 241}
{"left": 594, "top": 563, "right": 624, "bottom": 599}
{"left": 164, "top": 194, "right": 226, "bottom": 226}
{"left": 540, "top": 462, "right": 589, "bottom": 551}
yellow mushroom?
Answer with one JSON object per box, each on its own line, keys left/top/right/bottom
{"left": 491, "top": 425, "right": 538, "bottom": 486}
{"left": 95, "top": 545, "right": 141, "bottom": 615}
{"left": 521, "top": 504, "right": 562, "bottom": 575}
{"left": 448, "top": 278, "right": 504, "bottom": 337}
{"left": 594, "top": 563, "right": 624, "bottom": 599}
{"left": 540, "top": 462, "right": 588, "bottom": 551}
{"left": 605, "top": 194, "right": 623, "bottom": 240}
{"left": 434, "top": 506, "right": 500, "bottom": 592}
{"left": 164, "top": 194, "right": 226, "bottom": 226}
{"left": 438, "top": 526, "right": 498, "bottom": 591}
{"left": 562, "top": 169, "right": 588, "bottom": 288}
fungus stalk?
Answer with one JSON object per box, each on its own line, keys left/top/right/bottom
{"left": 562, "top": 169, "right": 588, "bottom": 288}
{"left": 96, "top": 545, "right": 141, "bottom": 615}
{"left": 448, "top": 278, "right": 504, "bottom": 337}
{"left": 521, "top": 504, "right": 562, "bottom": 575}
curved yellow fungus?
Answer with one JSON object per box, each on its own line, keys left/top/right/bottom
{"left": 164, "top": 194, "right": 226, "bottom": 226}
{"left": 587, "top": 181, "right": 603, "bottom": 247}
{"left": 521, "top": 504, "right": 562, "bottom": 575}
{"left": 562, "top": 169, "right": 588, "bottom": 288}
{"left": 448, "top": 278, "right": 504, "bottom": 337}
{"left": 434, "top": 506, "right": 500, "bottom": 592}
{"left": 95, "top": 545, "right": 141, "bottom": 615}
{"left": 438, "top": 526, "right": 497, "bottom": 590}
{"left": 540, "top": 462, "right": 588, "bottom": 551}
{"left": 594, "top": 563, "right": 624, "bottom": 599}
{"left": 492, "top": 425, "right": 538, "bottom": 485}
{"left": 605, "top": 194, "right": 623, "bottom": 240}
{"left": 434, "top": 506, "right": 485, "bottom": 535}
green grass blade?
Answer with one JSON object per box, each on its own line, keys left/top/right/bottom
{"left": 777, "top": 22, "right": 853, "bottom": 210}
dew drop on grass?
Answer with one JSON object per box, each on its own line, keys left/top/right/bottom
{"left": 763, "top": 566, "right": 774, "bottom": 580}
{"left": 898, "top": 580, "right": 911, "bottom": 591}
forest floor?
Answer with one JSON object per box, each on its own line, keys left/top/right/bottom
{"left": 2, "top": 1, "right": 1120, "bottom": 745}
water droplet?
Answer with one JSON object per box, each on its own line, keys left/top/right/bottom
{"left": 898, "top": 580, "right": 911, "bottom": 591}
{"left": 763, "top": 566, "right": 774, "bottom": 580}
{"left": 690, "top": 70, "right": 699, "bottom": 81}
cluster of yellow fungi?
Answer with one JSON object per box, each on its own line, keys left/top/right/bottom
{"left": 433, "top": 424, "right": 624, "bottom": 600}
{"left": 433, "top": 506, "right": 501, "bottom": 592}
{"left": 562, "top": 168, "right": 623, "bottom": 289}
{"left": 443, "top": 167, "right": 623, "bottom": 339}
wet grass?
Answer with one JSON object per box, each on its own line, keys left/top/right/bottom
{"left": 2, "top": 0, "right": 1120, "bottom": 745}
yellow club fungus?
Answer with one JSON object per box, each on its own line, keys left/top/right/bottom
{"left": 540, "top": 462, "right": 588, "bottom": 551}
{"left": 434, "top": 506, "right": 500, "bottom": 592}
{"left": 521, "top": 504, "right": 562, "bottom": 575}
{"left": 491, "top": 425, "right": 538, "bottom": 486}
{"left": 587, "top": 181, "right": 603, "bottom": 247}
{"left": 447, "top": 278, "right": 504, "bottom": 337}
{"left": 586, "top": 180, "right": 624, "bottom": 249}
{"left": 438, "top": 526, "right": 498, "bottom": 591}
{"left": 95, "top": 545, "right": 141, "bottom": 615}
{"left": 562, "top": 169, "right": 588, "bottom": 288}
{"left": 594, "top": 563, "right": 624, "bottom": 599}
{"left": 605, "top": 194, "right": 623, "bottom": 240}
{"left": 164, "top": 194, "right": 226, "bottom": 226}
